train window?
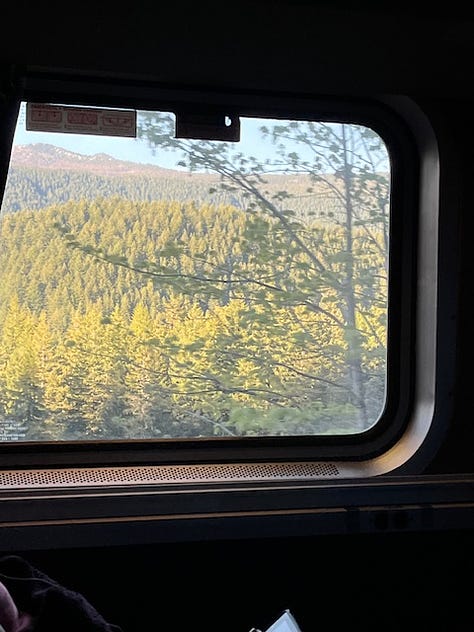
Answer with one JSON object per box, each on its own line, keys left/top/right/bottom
{"left": 0, "top": 80, "right": 440, "bottom": 477}
{"left": 0, "top": 101, "right": 391, "bottom": 443}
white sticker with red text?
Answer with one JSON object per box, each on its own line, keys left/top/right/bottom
{"left": 26, "top": 103, "right": 137, "bottom": 137}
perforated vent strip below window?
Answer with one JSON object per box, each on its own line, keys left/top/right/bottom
{"left": 0, "top": 462, "right": 340, "bottom": 489}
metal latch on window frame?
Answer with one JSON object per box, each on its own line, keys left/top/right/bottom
{"left": 175, "top": 111, "right": 240, "bottom": 141}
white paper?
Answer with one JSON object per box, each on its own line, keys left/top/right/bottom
{"left": 265, "top": 610, "right": 302, "bottom": 632}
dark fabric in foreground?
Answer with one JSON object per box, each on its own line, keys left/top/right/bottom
{"left": 0, "top": 555, "right": 122, "bottom": 632}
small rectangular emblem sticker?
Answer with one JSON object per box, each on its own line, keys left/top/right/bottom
{"left": 26, "top": 103, "right": 137, "bottom": 137}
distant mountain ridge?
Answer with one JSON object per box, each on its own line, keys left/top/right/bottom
{"left": 3, "top": 143, "right": 343, "bottom": 219}
{"left": 10, "top": 143, "right": 184, "bottom": 177}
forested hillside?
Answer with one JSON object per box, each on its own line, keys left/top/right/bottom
{"left": 1, "top": 144, "right": 343, "bottom": 219}
{"left": 0, "top": 196, "right": 387, "bottom": 441}
{"left": 1, "top": 165, "right": 224, "bottom": 213}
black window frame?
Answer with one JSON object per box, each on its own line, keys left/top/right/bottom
{"left": 0, "top": 70, "right": 438, "bottom": 473}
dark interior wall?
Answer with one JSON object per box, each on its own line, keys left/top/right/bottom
{"left": 422, "top": 98, "right": 474, "bottom": 474}
{"left": 8, "top": 531, "right": 473, "bottom": 632}
{"left": 1, "top": 3, "right": 474, "bottom": 97}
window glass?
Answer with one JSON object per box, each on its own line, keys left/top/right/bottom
{"left": 0, "top": 102, "right": 390, "bottom": 441}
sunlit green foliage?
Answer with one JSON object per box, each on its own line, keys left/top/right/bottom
{"left": 0, "top": 197, "right": 387, "bottom": 440}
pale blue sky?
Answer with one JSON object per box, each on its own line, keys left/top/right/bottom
{"left": 12, "top": 102, "right": 389, "bottom": 175}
